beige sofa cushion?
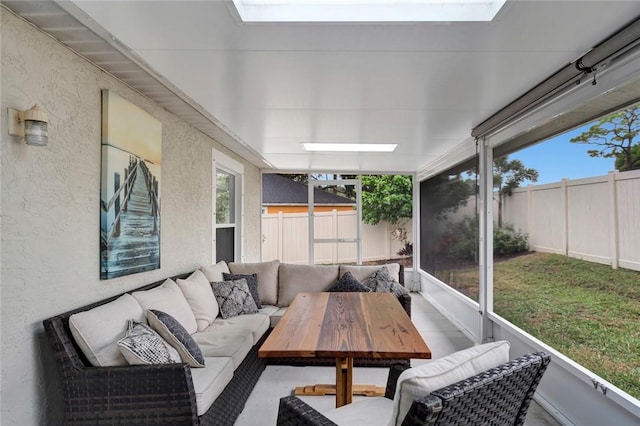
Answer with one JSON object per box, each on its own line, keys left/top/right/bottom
{"left": 390, "top": 340, "right": 511, "bottom": 426}
{"left": 229, "top": 260, "right": 280, "bottom": 305}
{"left": 339, "top": 263, "right": 401, "bottom": 282}
{"left": 192, "top": 329, "right": 253, "bottom": 369}
{"left": 278, "top": 263, "right": 339, "bottom": 307}
{"left": 200, "top": 261, "right": 231, "bottom": 283}
{"left": 69, "top": 294, "right": 145, "bottom": 367}
{"left": 131, "top": 279, "right": 198, "bottom": 334}
{"left": 191, "top": 356, "right": 234, "bottom": 416}
{"left": 207, "top": 313, "right": 270, "bottom": 345}
{"left": 176, "top": 270, "right": 219, "bottom": 332}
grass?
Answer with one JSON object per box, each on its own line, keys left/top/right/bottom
{"left": 490, "top": 252, "right": 640, "bottom": 400}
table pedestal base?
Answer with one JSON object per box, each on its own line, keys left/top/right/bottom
{"left": 294, "top": 384, "right": 386, "bottom": 397}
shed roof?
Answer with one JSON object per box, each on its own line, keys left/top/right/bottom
{"left": 262, "top": 174, "right": 356, "bottom": 205}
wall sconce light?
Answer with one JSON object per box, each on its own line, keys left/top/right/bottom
{"left": 8, "top": 104, "right": 49, "bottom": 146}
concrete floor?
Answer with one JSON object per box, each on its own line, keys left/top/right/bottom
{"left": 236, "top": 293, "right": 561, "bottom": 425}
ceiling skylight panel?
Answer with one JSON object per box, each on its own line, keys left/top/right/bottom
{"left": 232, "top": 0, "right": 507, "bottom": 22}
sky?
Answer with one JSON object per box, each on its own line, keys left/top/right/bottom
{"left": 508, "top": 122, "right": 616, "bottom": 185}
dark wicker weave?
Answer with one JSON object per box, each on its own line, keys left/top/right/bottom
{"left": 43, "top": 273, "right": 267, "bottom": 426}
{"left": 277, "top": 352, "right": 551, "bottom": 426}
{"left": 267, "top": 265, "right": 412, "bottom": 368}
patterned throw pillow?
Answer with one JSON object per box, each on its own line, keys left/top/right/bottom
{"left": 327, "top": 271, "right": 372, "bottom": 293}
{"left": 223, "top": 272, "right": 262, "bottom": 308}
{"left": 117, "top": 320, "right": 181, "bottom": 365}
{"left": 211, "top": 279, "right": 259, "bottom": 319}
{"left": 147, "top": 309, "right": 205, "bottom": 367}
{"left": 363, "top": 266, "right": 409, "bottom": 297}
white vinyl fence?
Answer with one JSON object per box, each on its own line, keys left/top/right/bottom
{"left": 439, "top": 170, "right": 640, "bottom": 271}
{"left": 261, "top": 210, "right": 412, "bottom": 265}
{"left": 503, "top": 170, "right": 640, "bottom": 271}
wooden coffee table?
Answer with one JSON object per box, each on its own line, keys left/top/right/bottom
{"left": 259, "top": 292, "right": 431, "bottom": 407}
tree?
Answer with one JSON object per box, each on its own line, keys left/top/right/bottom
{"left": 614, "top": 142, "right": 640, "bottom": 171}
{"left": 361, "top": 175, "right": 413, "bottom": 255}
{"left": 493, "top": 156, "right": 539, "bottom": 227}
{"left": 570, "top": 105, "right": 640, "bottom": 172}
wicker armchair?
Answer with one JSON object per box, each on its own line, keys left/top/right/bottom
{"left": 277, "top": 351, "right": 551, "bottom": 426}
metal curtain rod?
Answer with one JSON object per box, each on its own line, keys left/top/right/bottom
{"left": 471, "top": 16, "right": 640, "bottom": 139}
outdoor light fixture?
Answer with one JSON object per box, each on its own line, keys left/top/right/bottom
{"left": 8, "top": 104, "right": 49, "bottom": 146}
{"left": 303, "top": 143, "right": 398, "bottom": 152}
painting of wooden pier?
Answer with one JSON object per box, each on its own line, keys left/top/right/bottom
{"left": 100, "top": 90, "right": 162, "bottom": 279}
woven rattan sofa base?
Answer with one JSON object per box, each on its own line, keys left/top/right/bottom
{"left": 276, "top": 352, "right": 551, "bottom": 426}
{"left": 43, "top": 273, "right": 268, "bottom": 426}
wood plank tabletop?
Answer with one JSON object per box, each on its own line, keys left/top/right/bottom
{"left": 259, "top": 292, "right": 431, "bottom": 360}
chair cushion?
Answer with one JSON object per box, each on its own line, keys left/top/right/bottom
{"left": 229, "top": 260, "right": 280, "bottom": 305}
{"left": 147, "top": 309, "right": 205, "bottom": 367}
{"left": 192, "top": 328, "right": 253, "bottom": 370}
{"left": 327, "top": 271, "right": 372, "bottom": 293}
{"left": 339, "top": 263, "right": 401, "bottom": 282}
{"left": 69, "top": 293, "right": 145, "bottom": 366}
{"left": 267, "top": 307, "right": 287, "bottom": 327}
{"left": 324, "top": 397, "right": 394, "bottom": 426}
{"left": 191, "top": 357, "right": 234, "bottom": 416}
{"left": 362, "top": 267, "right": 409, "bottom": 297}
{"left": 223, "top": 272, "right": 262, "bottom": 308}
{"left": 207, "top": 313, "right": 270, "bottom": 344}
{"left": 390, "top": 340, "right": 511, "bottom": 426}
{"left": 211, "top": 279, "right": 259, "bottom": 319}
{"left": 131, "top": 279, "right": 198, "bottom": 334}
{"left": 117, "top": 320, "right": 181, "bottom": 365}
{"left": 200, "top": 260, "right": 231, "bottom": 282}
{"left": 176, "top": 270, "right": 220, "bottom": 332}
{"left": 278, "top": 263, "right": 339, "bottom": 306}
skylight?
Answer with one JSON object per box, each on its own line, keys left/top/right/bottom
{"left": 232, "top": 0, "right": 507, "bottom": 22}
{"left": 302, "top": 143, "right": 397, "bottom": 152}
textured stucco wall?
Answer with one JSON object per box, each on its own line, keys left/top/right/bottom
{"left": 0, "top": 9, "right": 261, "bottom": 425}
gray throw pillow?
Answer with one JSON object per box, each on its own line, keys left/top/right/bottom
{"left": 327, "top": 271, "right": 372, "bottom": 293}
{"left": 363, "top": 266, "right": 409, "bottom": 297}
{"left": 223, "top": 272, "right": 262, "bottom": 308}
{"left": 118, "top": 320, "right": 181, "bottom": 365}
{"left": 147, "top": 309, "right": 205, "bottom": 367}
{"left": 211, "top": 279, "right": 259, "bottom": 319}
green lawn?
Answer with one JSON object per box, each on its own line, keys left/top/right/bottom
{"left": 491, "top": 252, "right": 640, "bottom": 400}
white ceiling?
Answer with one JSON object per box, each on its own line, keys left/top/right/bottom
{"left": 68, "top": 0, "right": 640, "bottom": 173}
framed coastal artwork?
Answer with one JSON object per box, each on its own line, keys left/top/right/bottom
{"left": 100, "top": 90, "right": 162, "bottom": 279}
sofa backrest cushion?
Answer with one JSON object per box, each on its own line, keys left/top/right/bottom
{"left": 390, "top": 340, "right": 511, "bottom": 426}
{"left": 200, "top": 260, "right": 231, "bottom": 282}
{"left": 69, "top": 293, "right": 145, "bottom": 367}
{"left": 339, "top": 263, "right": 401, "bottom": 283}
{"left": 229, "top": 260, "right": 280, "bottom": 305}
{"left": 278, "top": 264, "right": 339, "bottom": 307}
{"left": 176, "top": 270, "right": 220, "bottom": 332}
{"left": 131, "top": 279, "right": 198, "bottom": 334}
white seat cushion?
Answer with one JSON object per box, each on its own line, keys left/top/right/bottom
{"left": 69, "top": 293, "right": 145, "bottom": 366}
{"left": 131, "top": 279, "right": 198, "bottom": 334}
{"left": 207, "top": 314, "right": 270, "bottom": 344}
{"left": 200, "top": 260, "right": 231, "bottom": 283}
{"left": 192, "top": 329, "right": 253, "bottom": 369}
{"left": 324, "top": 397, "right": 394, "bottom": 426}
{"left": 191, "top": 356, "right": 234, "bottom": 416}
{"left": 258, "top": 304, "right": 279, "bottom": 316}
{"left": 176, "top": 270, "right": 219, "bottom": 332}
{"left": 390, "top": 340, "right": 511, "bottom": 426}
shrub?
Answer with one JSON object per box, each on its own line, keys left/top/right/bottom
{"left": 494, "top": 224, "right": 529, "bottom": 256}
{"left": 438, "top": 218, "right": 529, "bottom": 260}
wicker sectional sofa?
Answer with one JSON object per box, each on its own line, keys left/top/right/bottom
{"left": 43, "top": 261, "right": 409, "bottom": 425}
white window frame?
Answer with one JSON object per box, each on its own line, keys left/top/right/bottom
{"left": 213, "top": 149, "right": 244, "bottom": 264}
